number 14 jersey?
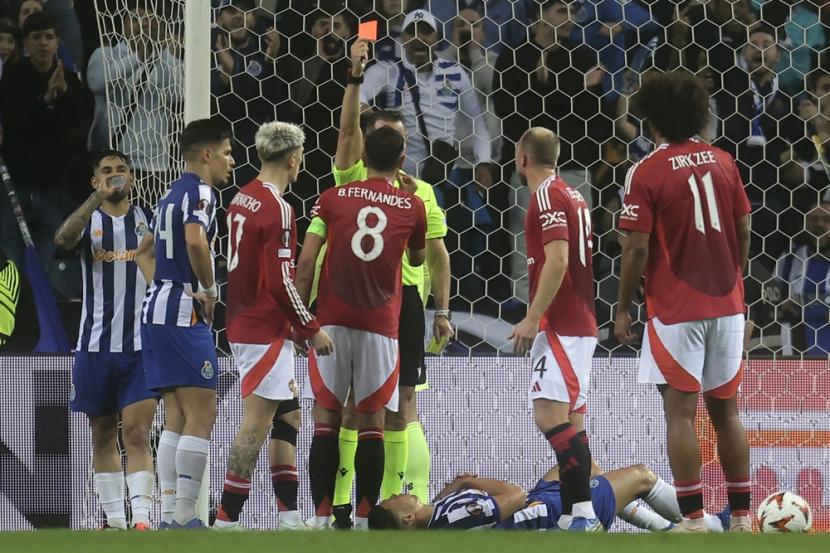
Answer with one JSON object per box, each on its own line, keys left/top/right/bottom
{"left": 526, "top": 176, "right": 597, "bottom": 337}
{"left": 311, "top": 178, "right": 426, "bottom": 338}
{"left": 619, "top": 140, "right": 751, "bottom": 324}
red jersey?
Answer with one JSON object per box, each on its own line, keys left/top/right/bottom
{"left": 525, "top": 176, "right": 597, "bottom": 337}
{"left": 312, "top": 178, "right": 427, "bottom": 337}
{"left": 225, "top": 179, "right": 320, "bottom": 343}
{"left": 619, "top": 140, "right": 751, "bottom": 324}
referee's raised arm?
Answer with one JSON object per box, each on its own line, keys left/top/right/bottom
{"left": 334, "top": 38, "right": 371, "bottom": 172}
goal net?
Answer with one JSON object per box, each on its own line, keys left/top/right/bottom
{"left": 76, "top": 0, "right": 830, "bottom": 531}
{"left": 91, "top": 0, "right": 185, "bottom": 207}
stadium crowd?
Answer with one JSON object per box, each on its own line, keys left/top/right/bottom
{"left": 1, "top": 0, "right": 830, "bottom": 356}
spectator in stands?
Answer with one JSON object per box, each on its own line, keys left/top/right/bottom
{"left": 774, "top": 201, "right": 830, "bottom": 357}
{"left": 750, "top": 0, "right": 827, "bottom": 95}
{"left": 569, "top": 0, "right": 660, "bottom": 101}
{"left": 368, "top": 0, "right": 408, "bottom": 62}
{"left": 87, "top": 0, "right": 183, "bottom": 194}
{"left": 362, "top": 9, "right": 494, "bottom": 187}
{"left": 287, "top": 8, "right": 355, "bottom": 214}
{"left": 717, "top": 23, "right": 798, "bottom": 258}
{"left": 41, "top": 0, "right": 83, "bottom": 69}
{"left": 424, "top": 0, "right": 536, "bottom": 54}
{"left": 443, "top": 1, "right": 509, "bottom": 302}
{"left": 0, "top": 11, "right": 86, "bottom": 270}
{"left": 652, "top": 0, "right": 755, "bottom": 74}
{"left": 16, "top": 0, "right": 76, "bottom": 73}
{"left": 445, "top": 4, "right": 500, "bottom": 185}
{"left": 212, "top": 0, "right": 298, "bottom": 185}
{"left": 0, "top": 19, "right": 18, "bottom": 64}
{"left": 494, "top": 0, "right": 606, "bottom": 210}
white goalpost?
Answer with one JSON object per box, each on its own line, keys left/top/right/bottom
{"left": 182, "top": 0, "right": 213, "bottom": 526}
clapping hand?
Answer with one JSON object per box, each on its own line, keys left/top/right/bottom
{"left": 264, "top": 26, "right": 280, "bottom": 59}
{"left": 215, "top": 33, "right": 235, "bottom": 75}
{"left": 45, "top": 60, "right": 67, "bottom": 101}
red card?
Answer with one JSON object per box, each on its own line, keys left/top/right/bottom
{"left": 358, "top": 20, "right": 378, "bottom": 41}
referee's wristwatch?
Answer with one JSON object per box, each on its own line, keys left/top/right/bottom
{"left": 434, "top": 309, "right": 451, "bottom": 321}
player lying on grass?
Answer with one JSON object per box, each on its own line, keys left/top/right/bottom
{"left": 369, "top": 462, "right": 726, "bottom": 532}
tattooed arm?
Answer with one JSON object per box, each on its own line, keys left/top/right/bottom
{"left": 54, "top": 191, "right": 103, "bottom": 251}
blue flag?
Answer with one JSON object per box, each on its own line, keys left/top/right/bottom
{"left": 2, "top": 160, "right": 69, "bottom": 352}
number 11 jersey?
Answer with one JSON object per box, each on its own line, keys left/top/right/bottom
{"left": 311, "top": 178, "right": 426, "bottom": 338}
{"left": 619, "top": 140, "right": 751, "bottom": 324}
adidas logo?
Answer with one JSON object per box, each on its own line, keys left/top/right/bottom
{"left": 339, "top": 468, "right": 348, "bottom": 476}
{"left": 397, "top": 471, "right": 405, "bottom": 480}
{"left": 532, "top": 382, "right": 542, "bottom": 392}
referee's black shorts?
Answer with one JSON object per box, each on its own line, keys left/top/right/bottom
{"left": 398, "top": 285, "right": 426, "bottom": 387}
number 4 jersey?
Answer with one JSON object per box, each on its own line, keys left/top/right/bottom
{"left": 619, "top": 140, "right": 751, "bottom": 324}
{"left": 143, "top": 173, "right": 217, "bottom": 327}
{"left": 311, "top": 177, "right": 426, "bottom": 338}
{"left": 525, "top": 176, "right": 597, "bottom": 337}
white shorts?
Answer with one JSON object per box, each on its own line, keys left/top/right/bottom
{"left": 639, "top": 314, "right": 744, "bottom": 398}
{"left": 307, "top": 325, "right": 399, "bottom": 413}
{"left": 231, "top": 340, "right": 297, "bottom": 401}
{"left": 529, "top": 330, "right": 597, "bottom": 414}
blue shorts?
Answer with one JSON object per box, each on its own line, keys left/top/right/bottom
{"left": 498, "top": 476, "right": 617, "bottom": 530}
{"left": 143, "top": 322, "right": 218, "bottom": 391}
{"left": 70, "top": 350, "right": 159, "bottom": 417}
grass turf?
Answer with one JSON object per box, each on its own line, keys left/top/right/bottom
{"left": 1, "top": 531, "right": 828, "bottom": 553}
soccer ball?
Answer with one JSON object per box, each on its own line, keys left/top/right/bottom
{"left": 756, "top": 491, "right": 813, "bottom": 533}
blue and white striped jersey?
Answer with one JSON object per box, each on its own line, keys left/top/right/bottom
{"left": 78, "top": 205, "right": 152, "bottom": 352}
{"left": 427, "top": 489, "right": 501, "bottom": 530}
{"left": 143, "top": 173, "right": 217, "bottom": 327}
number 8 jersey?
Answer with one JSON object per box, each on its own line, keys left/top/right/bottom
{"left": 143, "top": 173, "right": 217, "bottom": 327}
{"left": 525, "top": 175, "right": 597, "bottom": 337}
{"left": 311, "top": 177, "right": 426, "bottom": 338}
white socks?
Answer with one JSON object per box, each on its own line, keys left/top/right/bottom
{"left": 572, "top": 500, "right": 597, "bottom": 519}
{"left": 94, "top": 472, "right": 127, "bottom": 529}
{"left": 174, "top": 435, "right": 210, "bottom": 524}
{"left": 126, "top": 471, "right": 154, "bottom": 526}
{"left": 354, "top": 516, "right": 368, "bottom": 530}
{"left": 643, "top": 476, "right": 682, "bottom": 521}
{"left": 158, "top": 430, "right": 181, "bottom": 524}
{"left": 619, "top": 501, "right": 674, "bottom": 531}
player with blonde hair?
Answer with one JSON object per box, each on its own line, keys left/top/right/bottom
{"left": 213, "top": 121, "right": 333, "bottom": 530}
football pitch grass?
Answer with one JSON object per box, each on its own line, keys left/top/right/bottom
{"left": 1, "top": 531, "right": 829, "bottom": 553}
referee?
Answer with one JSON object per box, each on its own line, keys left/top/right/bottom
{"left": 296, "top": 37, "right": 453, "bottom": 529}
